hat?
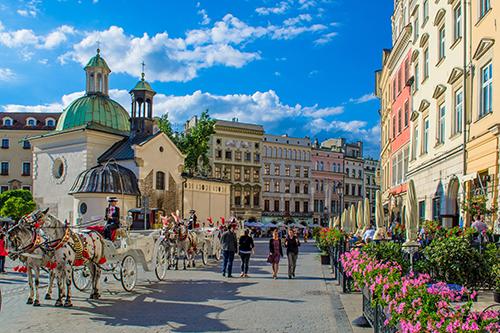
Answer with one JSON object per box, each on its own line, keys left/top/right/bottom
{"left": 190, "top": 209, "right": 196, "bottom": 213}
{"left": 107, "top": 197, "right": 118, "bottom": 203}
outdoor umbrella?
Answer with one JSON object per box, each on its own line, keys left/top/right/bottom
{"left": 356, "top": 201, "right": 364, "bottom": 237}
{"left": 404, "top": 179, "right": 419, "bottom": 246}
{"left": 334, "top": 216, "right": 340, "bottom": 228}
{"left": 342, "top": 209, "right": 348, "bottom": 232}
{"left": 362, "top": 197, "right": 370, "bottom": 236}
{"left": 374, "top": 190, "right": 388, "bottom": 240}
{"left": 328, "top": 216, "right": 333, "bottom": 229}
{"left": 349, "top": 204, "right": 356, "bottom": 234}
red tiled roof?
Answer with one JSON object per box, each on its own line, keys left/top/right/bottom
{"left": 0, "top": 112, "right": 61, "bottom": 130}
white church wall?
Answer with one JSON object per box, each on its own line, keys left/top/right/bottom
{"left": 32, "top": 130, "right": 123, "bottom": 224}
{"left": 72, "top": 193, "right": 137, "bottom": 225}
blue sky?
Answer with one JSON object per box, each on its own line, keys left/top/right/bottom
{"left": 0, "top": 0, "right": 392, "bottom": 157}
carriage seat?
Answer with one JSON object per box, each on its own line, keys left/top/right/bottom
{"left": 87, "top": 225, "right": 117, "bottom": 241}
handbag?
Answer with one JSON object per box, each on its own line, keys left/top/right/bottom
{"left": 267, "top": 254, "right": 274, "bottom": 264}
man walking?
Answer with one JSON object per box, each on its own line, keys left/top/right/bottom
{"left": 285, "top": 228, "right": 300, "bottom": 279}
{"left": 221, "top": 223, "right": 238, "bottom": 278}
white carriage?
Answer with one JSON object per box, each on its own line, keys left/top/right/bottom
{"left": 72, "top": 220, "right": 169, "bottom": 292}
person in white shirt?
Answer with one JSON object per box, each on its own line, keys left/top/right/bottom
{"left": 362, "top": 222, "right": 376, "bottom": 243}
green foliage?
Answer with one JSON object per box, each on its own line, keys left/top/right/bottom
{"left": 0, "top": 196, "right": 36, "bottom": 221}
{"left": 423, "top": 235, "right": 499, "bottom": 288}
{"left": 157, "top": 110, "right": 215, "bottom": 176}
{"left": 461, "top": 194, "right": 497, "bottom": 217}
{"left": 362, "top": 241, "right": 409, "bottom": 273}
{"left": 0, "top": 189, "right": 33, "bottom": 209}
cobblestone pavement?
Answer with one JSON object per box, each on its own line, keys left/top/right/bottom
{"left": 0, "top": 239, "right": 351, "bottom": 333}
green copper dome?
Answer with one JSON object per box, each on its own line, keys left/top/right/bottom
{"left": 131, "top": 73, "right": 156, "bottom": 93}
{"left": 85, "top": 49, "right": 110, "bottom": 71}
{"left": 56, "top": 94, "right": 130, "bottom": 134}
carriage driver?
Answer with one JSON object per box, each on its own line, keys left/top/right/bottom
{"left": 104, "top": 197, "right": 120, "bottom": 240}
{"left": 188, "top": 209, "right": 197, "bottom": 230}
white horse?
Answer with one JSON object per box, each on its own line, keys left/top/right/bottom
{"left": 7, "top": 212, "right": 56, "bottom": 306}
{"left": 173, "top": 223, "right": 197, "bottom": 270}
{"left": 38, "top": 213, "right": 105, "bottom": 306}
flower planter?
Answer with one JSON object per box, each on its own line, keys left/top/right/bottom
{"left": 320, "top": 253, "right": 330, "bottom": 265}
{"left": 494, "top": 291, "right": 500, "bottom": 303}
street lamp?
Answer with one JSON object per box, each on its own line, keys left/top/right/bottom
{"left": 323, "top": 206, "right": 328, "bottom": 227}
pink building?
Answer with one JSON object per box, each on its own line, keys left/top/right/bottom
{"left": 311, "top": 143, "right": 344, "bottom": 226}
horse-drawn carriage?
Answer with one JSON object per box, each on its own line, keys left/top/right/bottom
{"left": 72, "top": 219, "right": 169, "bottom": 293}
{"left": 6, "top": 209, "right": 170, "bottom": 307}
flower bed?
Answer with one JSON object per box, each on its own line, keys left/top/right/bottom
{"left": 341, "top": 249, "right": 500, "bottom": 333}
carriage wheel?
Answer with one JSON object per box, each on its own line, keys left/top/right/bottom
{"left": 120, "top": 255, "right": 137, "bottom": 292}
{"left": 214, "top": 240, "right": 221, "bottom": 261}
{"left": 201, "top": 242, "right": 209, "bottom": 265}
{"left": 155, "top": 243, "right": 169, "bottom": 281}
{"left": 72, "top": 266, "right": 92, "bottom": 292}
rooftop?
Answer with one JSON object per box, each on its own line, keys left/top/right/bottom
{"left": 0, "top": 112, "right": 61, "bottom": 131}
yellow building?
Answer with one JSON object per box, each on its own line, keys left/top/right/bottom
{"left": 183, "top": 176, "right": 231, "bottom": 225}
{"left": 464, "top": 1, "right": 497, "bottom": 225}
{"left": 208, "top": 119, "right": 264, "bottom": 221}
{"left": 0, "top": 112, "right": 60, "bottom": 193}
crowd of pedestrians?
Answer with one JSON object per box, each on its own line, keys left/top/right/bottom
{"left": 220, "top": 224, "right": 303, "bottom": 280}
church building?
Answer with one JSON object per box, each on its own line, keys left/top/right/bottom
{"left": 30, "top": 49, "right": 230, "bottom": 226}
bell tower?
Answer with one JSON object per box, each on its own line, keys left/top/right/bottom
{"left": 85, "top": 48, "right": 111, "bottom": 96}
{"left": 130, "top": 62, "right": 156, "bottom": 136}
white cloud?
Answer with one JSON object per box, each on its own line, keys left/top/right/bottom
{"left": 308, "top": 70, "right": 319, "bottom": 77}
{"left": 349, "top": 93, "right": 378, "bottom": 104}
{"left": 0, "top": 68, "right": 15, "bottom": 81}
{"left": 0, "top": 21, "right": 4, "bottom": 32}
{"left": 43, "top": 25, "right": 76, "bottom": 49}
{"left": 0, "top": 28, "right": 39, "bottom": 47}
{"left": 198, "top": 8, "right": 210, "bottom": 25}
{"left": 17, "top": 0, "right": 41, "bottom": 17}
{"left": 271, "top": 23, "right": 327, "bottom": 40}
{"left": 283, "top": 14, "right": 313, "bottom": 26}
{"left": 309, "top": 118, "right": 381, "bottom": 145}
{"left": 255, "top": 2, "right": 289, "bottom": 15}
{"left": 274, "top": 71, "right": 281, "bottom": 76}
{"left": 0, "top": 24, "right": 76, "bottom": 49}
{"left": 59, "top": 14, "right": 331, "bottom": 82}
{"left": 314, "top": 31, "right": 337, "bottom": 45}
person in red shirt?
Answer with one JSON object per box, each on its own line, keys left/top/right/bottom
{"left": 0, "top": 232, "right": 8, "bottom": 273}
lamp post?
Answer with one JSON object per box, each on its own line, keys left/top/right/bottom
{"left": 323, "top": 206, "right": 328, "bottom": 227}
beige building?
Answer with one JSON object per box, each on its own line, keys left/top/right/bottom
{"left": 0, "top": 112, "right": 60, "bottom": 193}
{"left": 407, "top": 0, "right": 468, "bottom": 226}
{"left": 261, "top": 134, "right": 313, "bottom": 225}
{"left": 183, "top": 176, "right": 231, "bottom": 224}
{"left": 208, "top": 119, "right": 264, "bottom": 220}
{"left": 464, "top": 1, "right": 497, "bottom": 224}
{"left": 364, "top": 158, "right": 380, "bottom": 218}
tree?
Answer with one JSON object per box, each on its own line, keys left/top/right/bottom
{"left": 157, "top": 110, "right": 215, "bottom": 176}
{"left": 0, "top": 196, "right": 36, "bottom": 221}
{"left": 0, "top": 189, "right": 33, "bottom": 209}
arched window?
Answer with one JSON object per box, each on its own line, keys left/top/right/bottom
{"left": 2, "top": 117, "right": 13, "bottom": 126}
{"left": 45, "top": 118, "right": 56, "bottom": 127}
{"left": 26, "top": 118, "right": 36, "bottom": 127}
{"left": 97, "top": 73, "right": 103, "bottom": 92}
{"left": 156, "top": 171, "right": 165, "bottom": 190}
{"left": 278, "top": 148, "right": 282, "bottom": 158}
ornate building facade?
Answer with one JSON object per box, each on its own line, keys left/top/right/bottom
{"left": 0, "top": 112, "right": 60, "bottom": 193}
{"left": 375, "top": 0, "right": 412, "bottom": 225}
{"left": 208, "top": 120, "right": 264, "bottom": 220}
{"left": 311, "top": 142, "right": 344, "bottom": 226}
{"left": 261, "top": 134, "right": 313, "bottom": 225}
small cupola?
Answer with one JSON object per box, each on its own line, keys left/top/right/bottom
{"left": 85, "top": 48, "right": 111, "bottom": 96}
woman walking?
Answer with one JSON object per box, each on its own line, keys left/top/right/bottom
{"left": 285, "top": 228, "right": 300, "bottom": 279}
{"left": 239, "top": 229, "right": 254, "bottom": 277}
{"left": 268, "top": 229, "right": 283, "bottom": 279}
{"left": 0, "top": 232, "right": 8, "bottom": 273}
